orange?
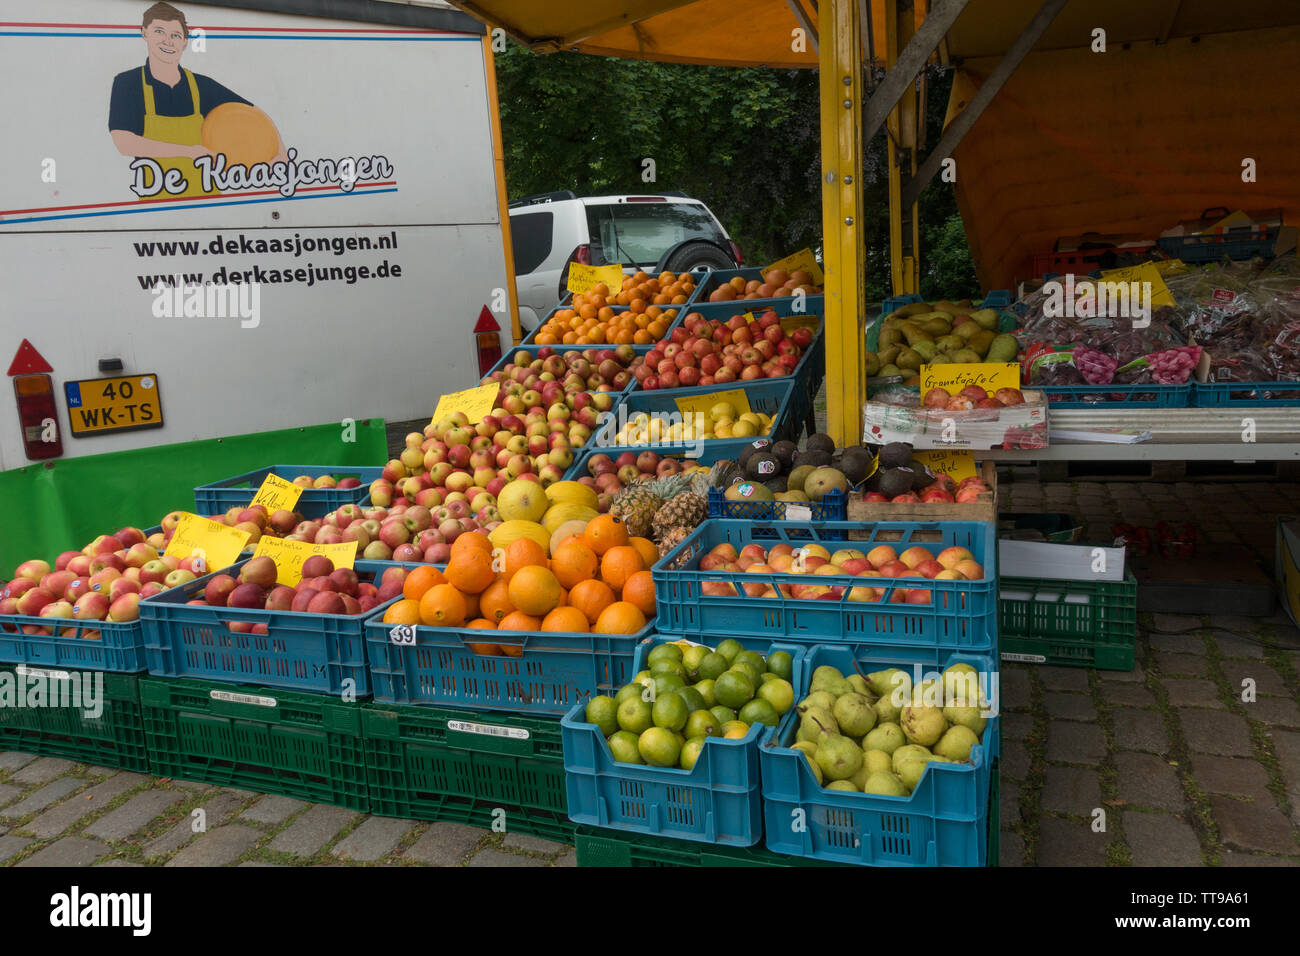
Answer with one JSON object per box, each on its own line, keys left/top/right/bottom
{"left": 629, "top": 537, "right": 659, "bottom": 569}
{"left": 499, "top": 643, "right": 523, "bottom": 658}
{"left": 507, "top": 565, "right": 562, "bottom": 617}
{"left": 551, "top": 540, "right": 598, "bottom": 589}
{"left": 445, "top": 548, "right": 494, "bottom": 594}
{"left": 498, "top": 610, "right": 542, "bottom": 632}
{"left": 382, "top": 598, "right": 421, "bottom": 626}
{"left": 418, "top": 584, "right": 467, "bottom": 627}
{"left": 568, "top": 578, "right": 616, "bottom": 625}
{"left": 621, "top": 570, "right": 657, "bottom": 617}
{"left": 541, "top": 606, "right": 589, "bottom": 632}
{"left": 462, "top": 590, "right": 480, "bottom": 621}
{"left": 467, "top": 642, "right": 503, "bottom": 656}
{"left": 466, "top": 618, "right": 497, "bottom": 629}
{"left": 478, "top": 577, "right": 515, "bottom": 623}
{"left": 594, "top": 601, "right": 647, "bottom": 635}
{"left": 450, "top": 530, "right": 492, "bottom": 559}
{"left": 600, "top": 545, "right": 645, "bottom": 593}
{"left": 583, "top": 515, "right": 629, "bottom": 556}
{"left": 402, "top": 565, "right": 445, "bottom": 602}
{"left": 503, "top": 538, "right": 548, "bottom": 582}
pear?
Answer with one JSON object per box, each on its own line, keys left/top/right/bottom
{"left": 874, "top": 694, "right": 902, "bottom": 725}
{"left": 896, "top": 757, "right": 932, "bottom": 793}
{"left": 891, "top": 743, "right": 933, "bottom": 775}
{"left": 809, "top": 665, "right": 846, "bottom": 694}
{"left": 901, "top": 704, "right": 948, "bottom": 747}
{"left": 942, "top": 663, "right": 982, "bottom": 706}
{"left": 863, "top": 722, "right": 905, "bottom": 755}
{"left": 862, "top": 749, "right": 894, "bottom": 775}
{"left": 833, "top": 693, "right": 877, "bottom": 738}
{"left": 791, "top": 740, "right": 824, "bottom": 784}
{"left": 867, "top": 667, "right": 912, "bottom": 700}
{"left": 826, "top": 780, "right": 858, "bottom": 793}
{"left": 796, "top": 705, "right": 838, "bottom": 743}
{"left": 911, "top": 679, "right": 942, "bottom": 707}
{"left": 942, "top": 704, "right": 987, "bottom": 737}
{"left": 815, "top": 733, "right": 863, "bottom": 781}
{"left": 863, "top": 771, "right": 908, "bottom": 796}
{"left": 846, "top": 674, "right": 872, "bottom": 697}
{"left": 799, "top": 690, "right": 837, "bottom": 713}
{"left": 933, "top": 725, "right": 980, "bottom": 762}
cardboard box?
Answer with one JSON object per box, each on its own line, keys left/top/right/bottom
{"left": 848, "top": 459, "right": 997, "bottom": 524}
{"left": 862, "top": 390, "right": 1048, "bottom": 450}
{"left": 998, "top": 539, "right": 1126, "bottom": 583}
{"left": 1277, "top": 519, "right": 1300, "bottom": 627}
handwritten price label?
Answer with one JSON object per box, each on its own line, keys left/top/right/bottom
{"left": 921, "top": 363, "right": 1020, "bottom": 396}
{"left": 566, "top": 263, "right": 625, "bottom": 295}
{"left": 763, "top": 248, "right": 824, "bottom": 286}
{"left": 163, "top": 514, "right": 251, "bottom": 573}
{"left": 779, "top": 313, "right": 822, "bottom": 335}
{"left": 430, "top": 382, "right": 500, "bottom": 426}
{"left": 251, "top": 537, "right": 357, "bottom": 586}
{"left": 673, "top": 388, "right": 753, "bottom": 420}
{"left": 914, "top": 449, "right": 978, "bottom": 481}
{"left": 743, "top": 311, "right": 757, "bottom": 324}
{"left": 249, "top": 472, "right": 303, "bottom": 514}
{"left": 1098, "top": 262, "right": 1176, "bottom": 308}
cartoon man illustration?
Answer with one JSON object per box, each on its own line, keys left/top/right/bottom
{"left": 109, "top": 2, "right": 287, "bottom": 197}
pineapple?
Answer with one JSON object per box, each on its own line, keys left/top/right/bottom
{"left": 657, "top": 525, "right": 693, "bottom": 566}
{"left": 653, "top": 490, "right": 707, "bottom": 545}
{"left": 610, "top": 484, "right": 662, "bottom": 539}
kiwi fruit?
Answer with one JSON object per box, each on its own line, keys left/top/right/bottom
{"left": 745, "top": 452, "right": 781, "bottom": 482}
{"left": 878, "top": 467, "right": 917, "bottom": 499}
{"left": 878, "top": 441, "right": 913, "bottom": 470}
{"left": 738, "top": 439, "right": 772, "bottom": 469}
{"left": 770, "top": 440, "right": 798, "bottom": 471}
{"left": 805, "top": 433, "right": 836, "bottom": 455}
{"left": 794, "top": 448, "right": 833, "bottom": 469}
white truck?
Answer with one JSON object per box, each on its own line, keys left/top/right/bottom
{"left": 0, "top": 0, "right": 516, "bottom": 468}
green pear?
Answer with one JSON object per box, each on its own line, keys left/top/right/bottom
{"left": 901, "top": 704, "right": 948, "bottom": 747}
{"left": 796, "top": 705, "right": 838, "bottom": 743}
{"left": 863, "top": 772, "right": 908, "bottom": 796}
{"left": 809, "top": 665, "right": 845, "bottom": 693}
{"left": 815, "top": 733, "right": 863, "bottom": 781}
{"left": 867, "top": 668, "right": 912, "bottom": 700}
{"left": 875, "top": 694, "right": 902, "bottom": 724}
{"left": 826, "top": 780, "right": 858, "bottom": 792}
{"left": 892, "top": 743, "right": 933, "bottom": 775}
{"left": 862, "top": 749, "right": 894, "bottom": 775}
{"left": 942, "top": 663, "right": 982, "bottom": 706}
{"left": 933, "top": 725, "right": 980, "bottom": 762}
{"left": 833, "top": 693, "right": 877, "bottom": 737}
{"left": 863, "top": 722, "right": 905, "bottom": 755}
{"left": 943, "top": 704, "right": 987, "bottom": 737}
{"left": 799, "top": 690, "right": 837, "bottom": 712}
{"left": 847, "top": 674, "right": 872, "bottom": 696}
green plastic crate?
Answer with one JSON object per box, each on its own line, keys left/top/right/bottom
{"left": 998, "top": 571, "right": 1138, "bottom": 670}
{"left": 0, "top": 664, "right": 148, "bottom": 772}
{"left": 362, "top": 703, "right": 573, "bottom": 843}
{"left": 574, "top": 826, "right": 845, "bottom": 867}
{"left": 139, "top": 675, "right": 368, "bottom": 810}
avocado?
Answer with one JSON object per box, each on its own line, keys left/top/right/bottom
{"left": 794, "top": 448, "right": 833, "bottom": 469}
{"left": 805, "top": 433, "right": 836, "bottom": 455}
{"left": 878, "top": 468, "right": 917, "bottom": 499}
{"left": 839, "top": 446, "right": 875, "bottom": 485}
{"left": 738, "top": 438, "right": 772, "bottom": 469}
{"left": 879, "top": 442, "right": 913, "bottom": 470}
{"left": 908, "top": 462, "right": 936, "bottom": 491}
{"left": 770, "top": 440, "right": 798, "bottom": 471}
{"left": 764, "top": 475, "right": 789, "bottom": 494}
{"left": 745, "top": 452, "right": 781, "bottom": 482}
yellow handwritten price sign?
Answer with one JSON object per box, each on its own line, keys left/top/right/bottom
{"left": 163, "top": 514, "right": 251, "bottom": 575}
{"left": 673, "top": 388, "right": 753, "bottom": 419}
{"left": 250, "top": 472, "right": 303, "bottom": 514}
{"left": 430, "top": 382, "right": 500, "bottom": 425}
{"left": 914, "top": 449, "right": 978, "bottom": 481}
{"left": 921, "top": 363, "right": 1020, "bottom": 396}
{"left": 762, "top": 248, "right": 824, "bottom": 285}
{"left": 779, "top": 313, "right": 822, "bottom": 334}
{"left": 566, "top": 263, "right": 625, "bottom": 295}
{"left": 251, "top": 537, "right": 357, "bottom": 587}
{"left": 1098, "top": 262, "right": 1176, "bottom": 308}
{"left": 743, "top": 311, "right": 757, "bottom": 324}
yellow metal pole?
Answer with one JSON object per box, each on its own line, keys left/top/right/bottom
{"left": 898, "top": 4, "right": 920, "bottom": 294}
{"left": 482, "top": 36, "right": 523, "bottom": 344}
{"left": 819, "top": 0, "right": 866, "bottom": 447}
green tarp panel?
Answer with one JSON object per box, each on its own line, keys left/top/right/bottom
{"left": 0, "top": 419, "right": 387, "bottom": 575}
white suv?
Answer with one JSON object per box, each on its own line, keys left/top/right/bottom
{"left": 508, "top": 192, "right": 742, "bottom": 331}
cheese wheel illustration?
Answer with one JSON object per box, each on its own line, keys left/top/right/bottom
{"left": 201, "top": 103, "right": 278, "bottom": 167}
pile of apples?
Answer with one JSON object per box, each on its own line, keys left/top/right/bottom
{"left": 0, "top": 525, "right": 204, "bottom": 631}
{"left": 192, "top": 555, "right": 402, "bottom": 629}
{"left": 368, "top": 347, "right": 639, "bottom": 509}
{"left": 580, "top": 450, "right": 689, "bottom": 509}
{"left": 694, "top": 541, "right": 986, "bottom": 605}
{"left": 922, "top": 384, "right": 1025, "bottom": 411}
{"left": 629, "top": 310, "right": 814, "bottom": 390}
{"left": 862, "top": 472, "right": 993, "bottom": 505}
{"left": 286, "top": 473, "right": 364, "bottom": 490}
{"left": 303, "top": 495, "right": 502, "bottom": 564}
{"left": 705, "top": 268, "right": 822, "bottom": 303}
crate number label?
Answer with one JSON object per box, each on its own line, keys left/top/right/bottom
{"left": 1001, "top": 652, "right": 1047, "bottom": 664}
{"left": 209, "top": 689, "right": 277, "bottom": 708}
{"left": 389, "top": 624, "right": 416, "bottom": 646}
{"left": 447, "top": 719, "right": 530, "bottom": 740}
{"left": 16, "top": 665, "right": 71, "bottom": 681}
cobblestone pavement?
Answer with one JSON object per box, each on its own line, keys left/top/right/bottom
{"left": 3, "top": 475, "right": 1299, "bottom": 866}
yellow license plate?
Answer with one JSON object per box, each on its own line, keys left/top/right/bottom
{"left": 64, "top": 374, "right": 163, "bottom": 437}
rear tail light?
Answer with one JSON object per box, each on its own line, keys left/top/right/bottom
{"left": 13, "top": 373, "right": 62, "bottom": 460}
{"left": 729, "top": 241, "right": 745, "bottom": 266}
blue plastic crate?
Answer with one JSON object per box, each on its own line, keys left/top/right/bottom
{"left": 0, "top": 616, "right": 146, "bottom": 673}
{"left": 587, "top": 378, "right": 798, "bottom": 464}
{"left": 980, "top": 290, "right": 1014, "bottom": 308}
{"left": 881, "top": 294, "right": 925, "bottom": 316}
{"left": 561, "top": 636, "right": 805, "bottom": 846}
{"left": 364, "top": 616, "right": 651, "bottom": 715}
{"left": 139, "top": 558, "right": 408, "bottom": 696}
{"left": 706, "top": 487, "right": 848, "bottom": 526}
{"left": 761, "top": 643, "right": 998, "bottom": 866}
{"left": 1158, "top": 228, "right": 1280, "bottom": 263}
{"left": 194, "top": 465, "right": 380, "bottom": 518}
{"left": 564, "top": 443, "right": 727, "bottom": 483}
{"left": 1039, "top": 384, "right": 1190, "bottom": 409}
{"left": 520, "top": 303, "right": 689, "bottom": 348}
{"left": 1192, "top": 380, "right": 1300, "bottom": 407}
{"left": 693, "top": 268, "right": 826, "bottom": 313}
{"left": 652, "top": 519, "right": 997, "bottom": 649}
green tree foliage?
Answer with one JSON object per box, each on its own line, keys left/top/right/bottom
{"left": 496, "top": 47, "right": 978, "bottom": 295}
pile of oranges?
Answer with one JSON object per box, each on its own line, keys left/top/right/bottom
{"left": 705, "top": 268, "right": 821, "bottom": 303}
{"left": 382, "top": 514, "right": 657, "bottom": 656}
{"left": 532, "top": 271, "right": 695, "bottom": 346}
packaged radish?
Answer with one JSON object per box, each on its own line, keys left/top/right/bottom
{"left": 1114, "top": 345, "right": 1202, "bottom": 385}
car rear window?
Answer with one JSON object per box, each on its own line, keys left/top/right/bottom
{"left": 510, "top": 211, "right": 553, "bottom": 275}
{"left": 585, "top": 203, "right": 725, "bottom": 267}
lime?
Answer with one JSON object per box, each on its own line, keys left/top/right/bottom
{"left": 680, "top": 736, "right": 707, "bottom": 771}
{"left": 738, "top": 697, "right": 779, "bottom": 727}
{"left": 766, "top": 650, "right": 794, "bottom": 681}
{"left": 585, "top": 695, "right": 619, "bottom": 736}
{"left": 646, "top": 643, "right": 683, "bottom": 667}
{"left": 714, "top": 670, "right": 755, "bottom": 710}
{"left": 681, "top": 644, "right": 708, "bottom": 678}
{"left": 614, "top": 683, "right": 643, "bottom": 706}
{"left": 759, "top": 672, "right": 780, "bottom": 684}
{"left": 650, "top": 659, "right": 686, "bottom": 679}
{"left": 638, "top": 727, "right": 682, "bottom": 767}
{"left": 633, "top": 670, "right": 652, "bottom": 683}
{"left": 757, "top": 678, "right": 794, "bottom": 715}
{"left": 676, "top": 686, "right": 707, "bottom": 713}
{"left": 616, "top": 696, "right": 653, "bottom": 734}
{"left": 652, "top": 673, "right": 685, "bottom": 697}
{"left": 684, "top": 709, "right": 720, "bottom": 739}
{"left": 735, "top": 650, "right": 766, "bottom": 676}
{"left": 693, "top": 679, "right": 717, "bottom": 709}
{"left": 697, "top": 651, "right": 729, "bottom": 681}
{"left": 652, "top": 692, "right": 689, "bottom": 732}
{"left": 710, "top": 705, "right": 736, "bottom": 726}
{"left": 715, "top": 639, "right": 744, "bottom": 663}
{"left": 727, "top": 660, "right": 761, "bottom": 686}
{"left": 608, "top": 730, "right": 643, "bottom": 764}
{"left": 721, "top": 720, "right": 750, "bottom": 739}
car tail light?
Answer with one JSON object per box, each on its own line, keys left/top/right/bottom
{"left": 13, "top": 373, "right": 62, "bottom": 460}
{"left": 729, "top": 241, "right": 745, "bottom": 266}
{"left": 625, "top": 196, "right": 667, "bottom": 202}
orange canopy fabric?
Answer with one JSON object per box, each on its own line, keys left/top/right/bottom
{"left": 948, "top": 25, "right": 1300, "bottom": 290}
